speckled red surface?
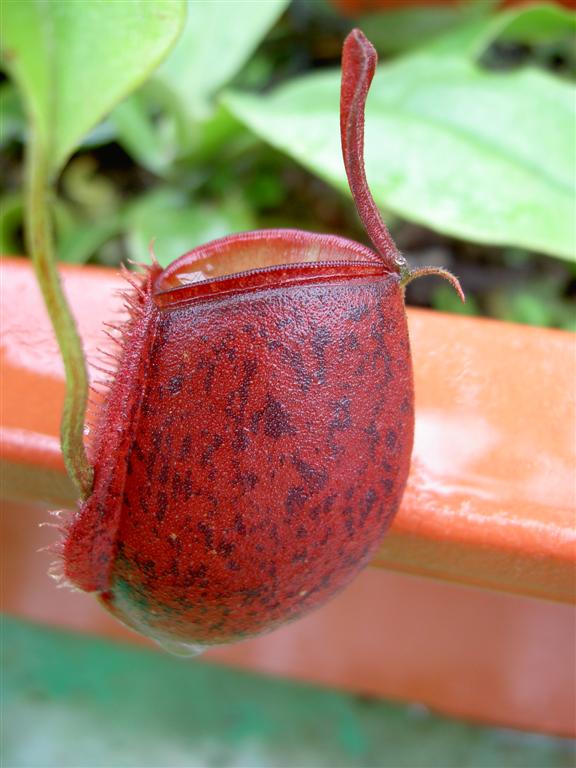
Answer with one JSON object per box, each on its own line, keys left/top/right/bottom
{"left": 64, "top": 229, "right": 414, "bottom": 646}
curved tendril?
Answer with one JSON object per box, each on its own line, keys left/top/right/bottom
{"left": 401, "top": 266, "right": 466, "bottom": 304}
{"left": 340, "top": 29, "right": 405, "bottom": 273}
{"left": 341, "top": 29, "right": 465, "bottom": 302}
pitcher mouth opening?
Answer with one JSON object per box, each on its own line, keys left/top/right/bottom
{"left": 152, "top": 229, "right": 389, "bottom": 307}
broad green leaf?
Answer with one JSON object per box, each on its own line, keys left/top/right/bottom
{"left": 1, "top": 0, "right": 186, "bottom": 177}
{"left": 473, "top": 3, "right": 576, "bottom": 49}
{"left": 224, "top": 19, "right": 576, "bottom": 261}
{"left": 126, "top": 189, "right": 256, "bottom": 267}
{"left": 106, "top": 0, "right": 287, "bottom": 167}
{"left": 404, "top": 3, "right": 576, "bottom": 61}
{"left": 154, "top": 0, "right": 289, "bottom": 122}
{"left": 357, "top": 1, "right": 496, "bottom": 55}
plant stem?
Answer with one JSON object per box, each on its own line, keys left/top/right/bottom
{"left": 25, "top": 131, "right": 94, "bottom": 500}
{"left": 340, "top": 29, "right": 406, "bottom": 273}
{"left": 400, "top": 265, "right": 465, "bottom": 304}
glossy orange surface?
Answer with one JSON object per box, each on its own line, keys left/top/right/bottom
{"left": 1, "top": 257, "right": 575, "bottom": 735}
{"left": 3, "top": 498, "right": 575, "bottom": 736}
{"left": 2, "top": 257, "right": 574, "bottom": 600}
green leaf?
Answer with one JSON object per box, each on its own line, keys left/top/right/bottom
{"left": 0, "top": 83, "right": 25, "bottom": 147}
{"left": 406, "top": 3, "right": 575, "bottom": 61}
{"left": 105, "top": 0, "right": 287, "bottom": 167}
{"left": 357, "top": 1, "right": 496, "bottom": 55}
{"left": 223, "top": 15, "right": 576, "bottom": 262}
{"left": 126, "top": 189, "right": 256, "bottom": 268}
{"left": 472, "top": 3, "right": 576, "bottom": 50}
{"left": 57, "top": 216, "right": 124, "bottom": 265}
{"left": 0, "top": 193, "right": 24, "bottom": 254}
{"left": 1, "top": 0, "right": 186, "bottom": 177}
{"left": 154, "top": 0, "right": 289, "bottom": 122}
{"left": 111, "top": 91, "right": 178, "bottom": 175}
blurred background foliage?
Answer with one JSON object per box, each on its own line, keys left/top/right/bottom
{"left": 1, "top": 0, "right": 575, "bottom": 329}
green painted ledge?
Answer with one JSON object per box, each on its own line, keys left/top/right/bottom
{"left": 2, "top": 617, "right": 575, "bottom": 768}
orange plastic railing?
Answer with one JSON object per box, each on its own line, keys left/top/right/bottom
{"left": 1, "top": 257, "right": 575, "bottom": 735}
